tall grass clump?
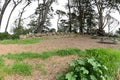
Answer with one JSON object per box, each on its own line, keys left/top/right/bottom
{"left": 85, "top": 48, "right": 120, "bottom": 78}
{"left": 8, "top": 62, "right": 32, "bottom": 76}
{"left": 6, "top": 52, "right": 42, "bottom": 61}
{"left": 40, "top": 48, "right": 82, "bottom": 59}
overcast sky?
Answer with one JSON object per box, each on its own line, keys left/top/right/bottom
{"left": 1, "top": 0, "right": 68, "bottom": 32}
{"left": 1, "top": 0, "right": 120, "bottom": 33}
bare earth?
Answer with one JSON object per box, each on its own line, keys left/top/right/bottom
{"left": 0, "top": 35, "right": 120, "bottom": 54}
{"left": 1, "top": 35, "right": 120, "bottom": 80}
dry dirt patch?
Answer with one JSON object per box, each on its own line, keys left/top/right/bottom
{"left": 4, "top": 55, "right": 77, "bottom": 80}
{"left": 0, "top": 35, "right": 119, "bottom": 54}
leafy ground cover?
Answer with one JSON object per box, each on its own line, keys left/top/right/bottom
{"left": 0, "top": 48, "right": 119, "bottom": 80}
{"left": 0, "top": 38, "right": 43, "bottom": 44}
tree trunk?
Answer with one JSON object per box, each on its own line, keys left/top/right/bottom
{"left": 18, "top": 2, "right": 30, "bottom": 27}
{"left": 36, "top": 0, "right": 54, "bottom": 33}
{"left": 57, "top": 15, "right": 60, "bottom": 31}
{"left": 5, "top": 6, "right": 16, "bottom": 32}
{"left": 68, "top": 0, "right": 72, "bottom": 32}
{"left": 5, "top": 0, "right": 22, "bottom": 32}
{"left": 98, "top": 9, "right": 104, "bottom": 30}
{"left": 0, "top": 0, "right": 11, "bottom": 29}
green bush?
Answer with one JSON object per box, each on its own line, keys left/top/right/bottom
{"left": 85, "top": 48, "right": 120, "bottom": 77}
{"left": 56, "top": 57, "right": 108, "bottom": 80}
{"left": 0, "top": 32, "right": 10, "bottom": 40}
{"left": 0, "top": 32, "right": 19, "bottom": 40}
{"left": 10, "top": 34, "right": 19, "bottom": 40}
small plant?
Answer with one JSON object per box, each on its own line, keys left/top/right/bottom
{"left": 56, "top": 57, "right": 108, "bottom": 80}
{"left": 0, "top": 56, "right": 4, "bottom": 67}
{"left": 56, "top": 48, "right": 81, "bottom": 56}
{"left": 10, "top": 62, "right": 32, "bottom": 76}
{"left": 0, "top": 77, "right": 3, "bottom": 80}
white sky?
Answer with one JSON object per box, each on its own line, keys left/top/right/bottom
{"left": 1, "top": 0, "right": 120, "bottom": 33}
{"left": 1, "top": 0, "right": 68, "bottom": 32}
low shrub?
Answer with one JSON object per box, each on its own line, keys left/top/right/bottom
{"left": 0, "top": 32, "right": 10, "bottom": 40}
{"left": 10, "top": 34, "right": 19, "bottom": 40}
{"left": 85, "top": 48, "right": 120, "bottom": 77}
{"left": 0, "top": 32, "right": 19, "bottom": 40}
{"left": 56, "top": 57, "right": 108, "bottom": 80}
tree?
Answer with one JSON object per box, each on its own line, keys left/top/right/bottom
{"left": 27, "top": 14, "right": 38, "bottom": 33}
{"left": 92, "top": 0, "right": 120, "bottom": 35}
{"left": 70, "top": 0, "right": 120, "bottom": 35}
{"left": 5, "top": 0, "right": 22, "bottom": 32}
{"left": 68, "top": 0, "right": 72, "bottom": 32}
{"left": 58, "top": 19, "right": 69, "bottom": 32}
{"left": 35, "top": 0, "right": 55, "bottom": 33}
{"left": 18, "top": 0, "right": 31, "bottom": 28}
{"left": 56, "top": 10, "right": 66, "bottom": 31}
{"left": 0, "top": 0, "right": 11, "bottom": 29}
{"left": 70, "top": 0, "right": 96, "bottom": 33}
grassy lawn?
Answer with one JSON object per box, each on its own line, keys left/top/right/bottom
{"left": 0, "top": 48, "right": 119, "bottom": 79}
{"left": 0, "top": 38, "right": 43, "bottom": 44}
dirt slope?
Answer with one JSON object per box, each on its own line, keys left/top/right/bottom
{"left": 0, "top": 35, "right": 119, "bottom": 54}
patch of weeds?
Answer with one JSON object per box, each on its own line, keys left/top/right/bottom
{"left": 56, "top": 57, "right": 108, "bottom": 80}
{"left": 56, "top": 48, "right": 82, "bottom": 56}
{"left": 0, "top": 77, "right": 4, "bottom": 80}
{"left": 6, "top": 52, "right": 41, "bottom": 61}
{"left": 40, "top": 48, "right": 82, "bottom": 59}
{"left": 35, "top": 64, "right": 47, "bottom": 75}
{"left": 40, "top": 50, "right": 56, "bottom": 59}
{"left": 7, "top": 62, "right": 32, "bottom": 76}
{"left": 0, "top": 56, "right": 4, "bottom": 67}
{"left": 0, "top": 38, "right": 43, "bottom": 44}
{"left": 85, "top": 48, "right": 120, "bottom": 79}
{"left": 6, "top": 48, "right": 82, "bottom": 60}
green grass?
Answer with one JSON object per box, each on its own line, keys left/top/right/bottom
{"left": 40, "top": 48, "right": 82, "bottom": 59}
{"left": 0, "top": 38, "right": 43, "bottom": 44}
{"left": 0, "top": 77, "right": 3, "bottom": 80}
{"left": 85, "top": 48, "right": 120, "bottom": 79}
{"left": 6, "top": 62, "right": 32, "bottom": 76}
{"left": 6, "top": 52, "right": 42, "bottom": 61}
{"left": 0, "top": 48, "right": 120, "bottom": 79}
{"left": 0, "top": 56, "right": 4, "bottom": 67}
{"left": 6, "top": 48, "right": 82, "bottom": 60}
